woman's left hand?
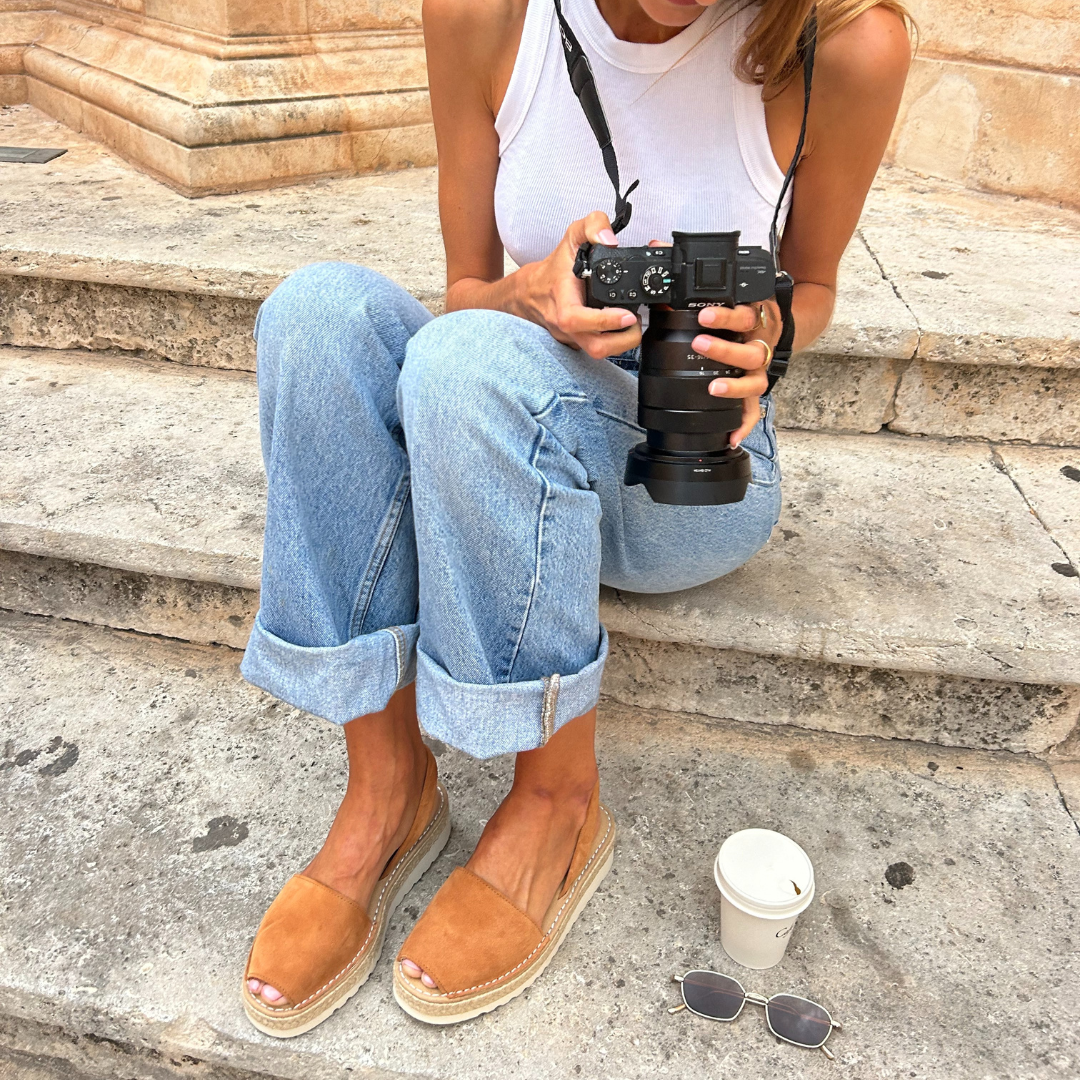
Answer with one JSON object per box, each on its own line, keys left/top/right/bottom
{"left": 691, "top": 301, "right": 781, "bottom": 448}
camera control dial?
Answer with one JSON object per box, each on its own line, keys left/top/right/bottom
{"left": 641, "top": 265, "right": 673, "bottom": 297}
{"left": 595, "top": 259, "right": 626, "bottom": 285}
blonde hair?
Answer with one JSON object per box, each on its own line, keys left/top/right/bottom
{"left": 736, "top": 0, "right": 915, "bottom": 91}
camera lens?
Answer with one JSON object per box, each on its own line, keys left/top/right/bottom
{"left": 624, "top": 308, "right": 752, "bottom": 506}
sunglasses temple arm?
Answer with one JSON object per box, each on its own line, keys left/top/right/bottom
{"left": 820, "top": 1044, "right": 836, "bottom": 1061}
{"left": 668, "top": 1003, "right": 687, "bottom": 1014}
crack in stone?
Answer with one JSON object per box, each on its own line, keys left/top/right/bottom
{"left": 1047, "top": 766, "right": 1080, "bottom": 839}
{"left": 857, "top": 227, "right": 923, "bottom": 360}
{"left": 990, "top": 446, "right": 1079, "bottom": 576}
{"left": 611, "top": 589, "right": 671, "bottom": 642}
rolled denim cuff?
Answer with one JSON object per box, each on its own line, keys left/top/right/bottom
{"left": 240, "top": 613, "right": 419, "bottom": 725}
{"left": 415, "top": 627, "right": 609, "bottom": 759}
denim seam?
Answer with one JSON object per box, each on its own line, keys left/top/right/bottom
{"left": 506, "top": 424, "right": 553, "bottom": 682}
{"left": 530, "top": 390, "right": 589, "bottom": 423}
{"left": 540, "top": 673, "right": 560, "bottom": 745}
{"left": 388, "top": 625, "right": 408, "bottom": 690}
{"left": 348, "top": 467, "right": 411, "bottom": 638}
{"left": 594, "top": 407, "right": 644, "bottom": 434}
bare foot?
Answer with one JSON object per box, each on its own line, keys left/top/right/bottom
{"left": 249, "top": 683, "right": 428, "bottom": 1007}
{"left": 400, "top": 708, "right": 598, "bottom": 990}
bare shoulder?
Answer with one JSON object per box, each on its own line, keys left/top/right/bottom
{"left": 423, "top": 0, "right": 527, "bottom": 109}
{"left": 423, "top": 0, "right": 526, "bottom": 59}
{"left": 814, "top": 5, "right": 912, "bottom": 99}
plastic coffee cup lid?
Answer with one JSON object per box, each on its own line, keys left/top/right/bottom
{"left": 715, "top": 829, "right": 815, "bottom": 918}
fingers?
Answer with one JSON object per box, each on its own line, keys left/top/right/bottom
{"left": 706, "top": 370, "right": 768, "bottom": 400}
{"left": 573, "top": 323, "right": 642, "bottom": 360}
{"left": 560, "top": 304, "right": 639, "bottom": 337}
{"left": 566, "top": 210, "right": 618, "bottom": 250}
{"left": 691, "top": 333, "right": 771, "bottom": 373}
{"left": 698, "top": 303, "right": 774, "bottom": 336}
{"left": 729, "top": 397, "right": 762, "bottom": 449}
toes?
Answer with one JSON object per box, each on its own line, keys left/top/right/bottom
{"left": 260, "top": 984, "right": 285, "bottom": 1004}
{"left": 400, "top": 958, "right": 438, "bottom": 989}
{"left": 247, "top": 978, "right": 262, "bottom": 995}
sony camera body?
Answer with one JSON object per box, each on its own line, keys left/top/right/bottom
{"left": 575, "top": 231, "right": 776, "bottom": 310}
{"left": 573, "top": 230, "right": 777, "bottom": 507}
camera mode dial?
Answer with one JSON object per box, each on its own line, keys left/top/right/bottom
{"left": 595, "top": 259, "right": 625, "bottom": 285}
{"left": 641, "top": 265, "right": 673, "bottom": 297}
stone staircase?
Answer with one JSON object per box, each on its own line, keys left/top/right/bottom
{"left": 3, "top": 104, "right": 1079, "bottom": 757}
{"left": 2, "top": 104, "right": 1080, "bottom": 1080}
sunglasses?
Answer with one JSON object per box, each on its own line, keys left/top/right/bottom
{"left": 669, "top": 970, "right": 842, "bottom": 1060}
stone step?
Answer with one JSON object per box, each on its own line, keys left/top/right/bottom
{"left": 2, "top": 344, "right": 1077, "bottom": 756}
{"left": 2, "top": 104, "right": 1079, "bottom": 444}
{"left": 0, "top": 608, "right": 1078, "bottom": 1080}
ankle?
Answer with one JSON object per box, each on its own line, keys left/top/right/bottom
{"left": 507, "top": 775, "right": 597, "bottom": 819}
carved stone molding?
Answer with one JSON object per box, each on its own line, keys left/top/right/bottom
{"left": 0, "top": 0, "right": 434, "bottom": 195}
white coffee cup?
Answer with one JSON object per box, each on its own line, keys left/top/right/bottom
{"left": 714, "top": 828, "right": 815, "bottom": 970}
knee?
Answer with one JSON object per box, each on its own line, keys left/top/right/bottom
{"left": 256, "top": 262, "right": 392, "bottom": 343}
{"left": 398, "top": 309, "right": 551, "bottom": 433}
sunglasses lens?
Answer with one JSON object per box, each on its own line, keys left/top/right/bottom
{"left": 765, "top": 995, "right": 833, "bottom": 1048}
{"left": 681, "top": 971, "right": 744, "bottom": 1020}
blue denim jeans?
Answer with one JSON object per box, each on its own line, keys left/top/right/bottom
{"left": 241, "top": 262, "right": 781, "bottom": 758}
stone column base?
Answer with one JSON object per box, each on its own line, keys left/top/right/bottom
{"left": 0, "top": 2, "right": 435, "bottom": 196}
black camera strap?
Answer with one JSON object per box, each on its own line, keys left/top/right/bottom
{"left": 767, "top": 11, "right": 817, "bottom": 391}
{"left": 554, "top": 0, "right": 817, "bottom": 392}
{"left": 553, "top": 0, "right": 639, "bottom": 234}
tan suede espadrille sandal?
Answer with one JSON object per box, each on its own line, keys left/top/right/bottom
{"left": 242, "top": 746, "right": 451, "bottom": 1037}
{"left": 392, "top": 782, "right": 615, "bottom": 1024}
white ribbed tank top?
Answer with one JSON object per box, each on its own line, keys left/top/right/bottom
{"left": 494, "top": 0, "right": 790, "bottom": 267}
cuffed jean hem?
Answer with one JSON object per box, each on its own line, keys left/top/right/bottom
{"left": 414, "top": 627, "right": 610, "bottom": 759}
{"left": 240, "top": 614, "right": 419, "bottom": 726}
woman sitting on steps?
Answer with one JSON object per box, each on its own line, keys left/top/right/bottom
{"left": 239, "top": 0, "right": 911, "bottom": 1032}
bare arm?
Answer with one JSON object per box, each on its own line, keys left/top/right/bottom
{"left": 424, "top": 0, "right": 644, "bottom": 357}
{"left": 691, "top": 3, "right": 912, "bottom": 443}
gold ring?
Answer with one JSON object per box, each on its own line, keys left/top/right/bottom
{"left": 755, "top": 304, "right": 769, "bottom": 331}
{"left": 750, "top": 338, "right": 774, "bottom": 367}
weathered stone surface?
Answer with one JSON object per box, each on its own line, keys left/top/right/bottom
{"left": 772, "top": 354, "right": 905, "bottom": 434}
{"left": 887, "top": 57, "right": 1080, "bottom": 208}
{"left": 604, "top": 431, "right": 1080, "bottom": 686}
{"left": 0, "top": 347, "right": 263, "bottom": 587}
{"left": 602, "top": 633, "right": 1080, "bottom": 755}
{"left": 905, "top": 0, "right": 1080, "bottom": 74}
{"left": 0, "top": 549, "right": 256, "bottom": 648}
{"left": 996, "top": 446, "right": 1080, "bottom": 567}
{"left": 890, "top": 361, "right": 1080, "bottom": 446}
{"left": 1055, "top": 762, "right": 1080, "bottom": 828}
{"left": 0, "top": 104, "right": 446, "bottom": 306}
{"left": 804, "top": 234, "right": 918, "bottom": 361}
{"left": 1, "top": 610, "right": 1079, "bottom": 1080}
{"left": 0, "top": 276, "right": 261, "bottom": 370}
{"left": 4, "top": 347, "right": 1077, "bottom": 696}
{"left": 860, "top": 169, "right": 1080, "bottom": 370}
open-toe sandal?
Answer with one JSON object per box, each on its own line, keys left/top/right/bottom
{"left": 393, "top": 781, "right": 615, "bottom": 1024}
{"left": 241, "top": 745, "right": 451, "bottom": 1037}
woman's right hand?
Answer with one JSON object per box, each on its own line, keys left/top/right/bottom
{"left": 513, "top": 211, "right": 642, "bottom": 359}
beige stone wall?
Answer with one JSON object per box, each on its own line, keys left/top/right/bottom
{"left": 888, "top": 0, "right": 1080, "bottom": 206}
{"left": 0, "top": 0, "right": 433, "bottom": 193}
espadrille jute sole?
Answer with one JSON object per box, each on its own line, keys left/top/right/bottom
{"left": 392, "top": 803, "right": 615, "bottom": 1025}
{"left": 242, "top": 783, "right": 451, "bottom": 1038}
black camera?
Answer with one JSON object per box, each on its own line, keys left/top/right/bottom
{"left": 574, "top": 231, "right": 777, "bottom": 507}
